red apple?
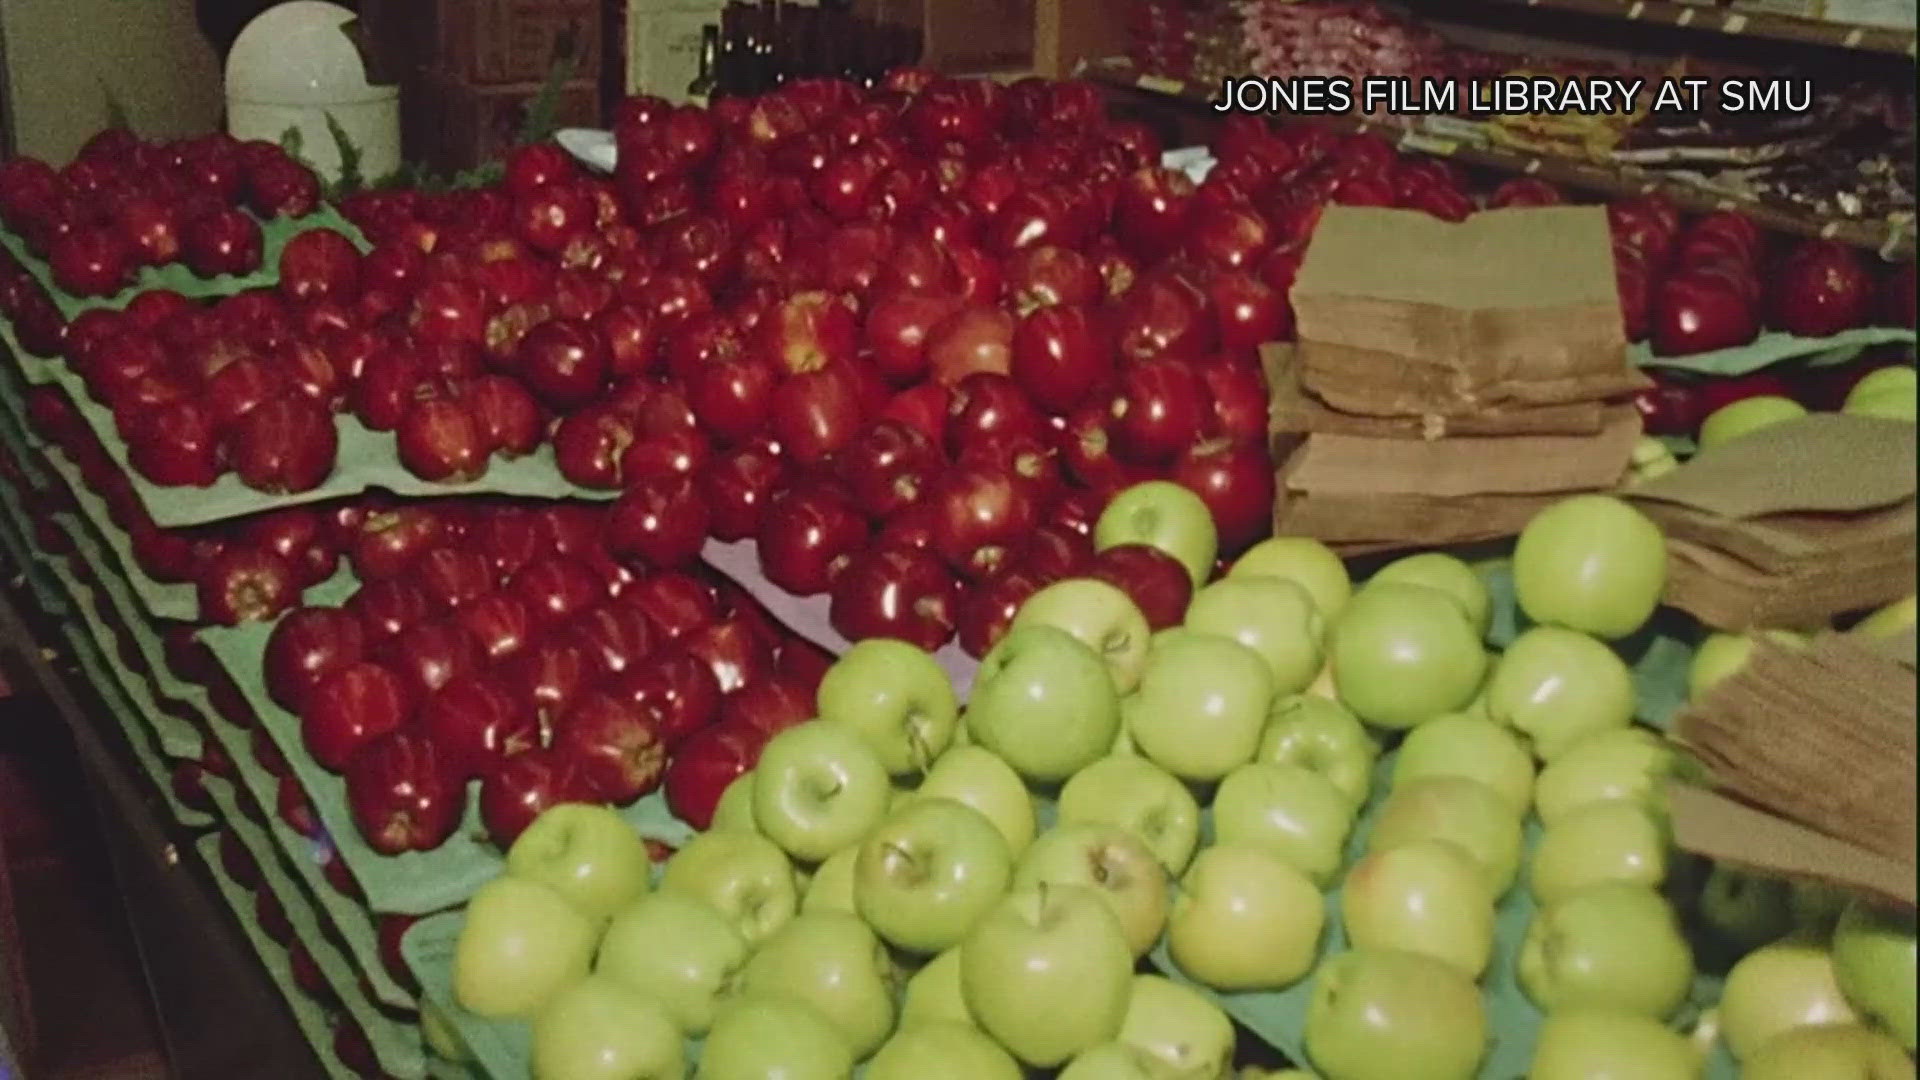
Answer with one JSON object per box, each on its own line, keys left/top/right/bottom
{"left": 679, "top": 616, "right": 775, "bottom": 695}
{"left": 1111, "top": 358, "right": 1209, "bottom": 464}
{"left": 349, "top": 506, "right": 446, "bottom": 581}
{"left": 458, "top": 591, "right": 537, "bottom": 665}
{"left": 606, "top": 648, "right": 722, "bottom": 748}
{"left": 1022, "top": 522, "right": 1093, "bottom": 580}
{"left": 836, "top": 419, "right": 942, "bottom": 519}
{"left": 182, "top": 208, "right": 263, "bottom": 277}
{"left": 1768, "top": 240, "right": 1874, "bottom": 337}
{"left": 1652, "top": 272, "right": 1760, "bottom": 356}
{"left": 828, "top": 544, "right": 960, "bottom": 650}
{"left": 1004, "top": 245, "right": 1101, "bottom": 314}
{"left": 716, "top": 675, "right": 815, "bottom": 739}
{"left": 479, "top": 748, "right": 593, "bottom": 848}
{"left": 418, "top": 674, "right": 538, "bottom": 780}
{"left": 1114, "top": 167, "right": 1197, "bottom": 261}
{"left": 663, "top": 721, "right": 767, "bottom": 830}
{"left": 755, "top": 290, "right": 858, "bottom": 375}
{"left": 264, "top": 606, "right": 366, "bottom": 712}
{"left": 345, "top": 579, "right": 433, "bottom": 643}
{"left": 1112, "top": 272, "right": 1214, "bottom": 361}
{"left": 511, "top": 556, "right": 606, "bottom": 628}
{"left": 514, "top": 318, "right": 607, "bottom": 411}
{"left": 465, "top": 374, "right": 543, "bottom": 457}
{"left": 863, "top": 290, "right": 966, "bottom": 384}
{"left": 552, "top": 692, "right": 667, "bottom": 804}
{"left": 623, "top": 571, "right": 719, "bottom": 641}
{"left": 197, "top": 547, "right": 298, "bottom": 625}
{"left": 1009, "top": 303, "right": 1113, "bottom": 415}
{"left": 927, "top": 305, "right": 1015, "bottom": 384}
{"left": 396, "top": 394, "right": 488, "bottom": 483}
{"left": 606, "top": 472, "right": 711, "bottom": 571}
{"left": 956, "top": 566, "right": 1052, "bottom": 658}
{"left": 343, "top": 731, "right": 464, "bottom": 855}
{"left": 228, "top": 395, "right": 338, "bottom": 494}
{"left": 566, "top": 602, "right": 657, "bottom": 680}
{"left": 301, "top": 661, "right": 415, "bottom": 772}
{"left": 1172, "top": 437, "right": 1275, "bottom": 553}
{"left": 126, "top": 399, "right": 223, "bottom": 486}
{"left": 927, "top": 465, "right": 1037, "bottom": 581}
{"left": 769, "top": 360, "right": 868, "bottom": 465}
{"left": 755, "top": 485, "right": 869, "bottom": 596}
{"left": 1087, "top": 543, "right": 1193, "bottom": 629}
{"left": 277, "top": 228, "right": 361, "bottom": 304}
{"left": 503, "top": 636, "right": 592, "bottom": 722}
{"left": 380, "top": 618, "right": 482, "bottom": 701}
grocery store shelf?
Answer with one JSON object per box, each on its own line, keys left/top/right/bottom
{"left": 1471, "top": 0, "right": 1916, "bottom": 56}
{"left": 1084, "top": 57, "right": 1916, "bottom": 260}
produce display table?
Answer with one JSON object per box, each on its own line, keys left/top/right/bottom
{"left": 0, "top": 71, "right": 1908, "bottom": 1080}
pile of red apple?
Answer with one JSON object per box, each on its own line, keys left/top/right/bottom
{"left": 1608, "top": 200, "right": 1915, "bottom": 355}
{"left": 0, "top": 129, "right": 323, "bottom": 297}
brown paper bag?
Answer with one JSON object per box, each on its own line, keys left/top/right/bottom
{"left": 1272, "top": 489, "right": 1564, "bottom": 553}
{"left": 1281, "top": 409, "right": 1641, "bottom": 498}
{"left": 1627, "top": 414, "right": 1917, "bottom": 573}
{"left": 1263, "top": 344, "right": 1610, "bottom": 440}
{"left": 1665, "top": 536, "right": 1918, "bottom": 630}
{"left": 1675, "top": 634, "right": 1917, "bottom": 879}
{"left": 1289, "top": 207, "right": 1650, "bottom": 417}
{"left": 1668, "top": 784, "right": 1916, "bottom": 909}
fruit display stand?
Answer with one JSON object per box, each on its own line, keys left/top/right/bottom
{"left": 0, "top": 76, "right": 1909, "bottom": 1080}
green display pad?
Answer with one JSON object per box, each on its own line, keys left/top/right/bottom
{"left": 199, "top": 614, "right": 696, "bottom": 915}
{"left": 196, "top": 832, "right": 391, "bottom": 1080}
{"left": 0, "top": 209, "right": 368, "bottom": 324}
{"left": 1631, "top": 327, "right": 1916, "bottom": 376}
{"left": 204, "top": 777, "right": 428, "bottom": 1078}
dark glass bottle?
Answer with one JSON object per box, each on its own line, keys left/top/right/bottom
{"left": 687, "top": 25, "right": 720, "bottom": 106}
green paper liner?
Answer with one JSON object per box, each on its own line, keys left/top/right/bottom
{"left": 40, "top": 576, "right": 210, "bottom": 826}
{"left": 1631, "top": 327, "right": 1916, "bottom": 376}
{"left": 204, "top": 776, "right": 429, "bottom": 1078}
{"left": 199, "top": 614, "right": 696, "bottom": 915}
{"left": 195, "top": 832, "right": 388, "bottom": 1080}
{"left": 198, "top": 677, "right": 419, "bottom": 1010}
{"left": 40, "top": 445, "right": 200, "bottom": 616}
{"left": 0, "top": 209, "right": 368, "bottom": 325}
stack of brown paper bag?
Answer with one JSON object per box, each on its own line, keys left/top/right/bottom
{"left": 1267, "top": 205, "right": 1652, "bottom": 554}
{"left": 1623, "top": 414, "right": 1917, "bottom": 630}
{"left": 1669, "top": 629, "right": 1917, "bottom": 909}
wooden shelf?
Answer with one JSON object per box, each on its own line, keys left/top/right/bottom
{"left": 1084, "top": 57, "right": 1916, "bottom": 260}
{"left": 1469, "top": 0, "right": 1916, "bottom": 57}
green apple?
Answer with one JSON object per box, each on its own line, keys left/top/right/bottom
{"left": 1304, "top": 949, "right": 1488, "bottom": 1080}
{"left": 1255, "top": 695, "right": 1378, "bottom": 811}
{"left": 1183, "top": 576, "right": 1326, "bottom": 695}
{"left": 1117, "top": 975, "right": 1235, "bottom": 1080}
{"left": 1369, "top": 776, "right": 1522, "bottom": 898}
{"left": 1533, "top": 726, "right": 1676, "bottom": 825}
{"left": 752, "top": 720, "right": 893, "bottom": 862}
{"left": 1790, "top": 881, "right": 1853, "bottom": 935}
{"left": 855, "top": 797, "right": 1013, "bottom": 954}
{"left": 596, "top": 890, "right": 748, "bottom": 1036}
{"left": 817, "top": 638, "right": 960, "bottom": 775}
{"left": 967, "top": 625, "right": 1122, "bottom": 782}
{"left": 1057, "top": 755, "right": 1200, "bottom": 875}
{"left": 1847, "top": 365, "right": 1917, "bottom": 406}
{"left": 803, "top": 846, "right": 860, "bottom": 915}
{"left": 1519, "top": 881, "right": 1694, "bottom": 1018}
{"left": 1741, "top": 1023, "right": 1911, "bottom": 1080}
{"left": 1853, "top": 594, "right": 1916, "bottom": 639}
{"left": 1699, "top": 395, "right": 1807, "bottom": 449}
{"left": 916, "top": 745, "right": 1037, "bottom": 858}
{"left": 1341, "top": 839, "right": 1494, "bottom": 979}
{"left": 866, "top": 1020, "right": 1023, "bottom": 1080}
{"left": 1392, "top": 715, "right": 1533, "bottom": 816}
{"left": 900, "top": 947, "right": 972, "bottom": 1026}
{"left": 1058, "top": 1044, "right": 1163, "bottom": 1080}
{"left": 1845, "top": 389, "right": 1920, "bottom": 421}
{"left": 453, "top": 876, "right": 597, "bottom": 1019}
{"left": 1697, "top": 864, "right": 1796, "bottom": 951}
{"left": 1167, "top": 842, "right": 1324, "bottom": 992}
{"left": 529, "top": 975, "right": 685, "bottom": 1080}
{"left": 1367, "top": 552, "right": 1491, "bottom": 636}
{"left": 710, "top": 772, "right": 758, "bottom": 833}
{"left": 504, "top": 803, "right": 651, "bottom": 927}
{"left": 699, "top": 995, "right": 855, "bottom": 1080}
{"left": 658, "top": 829, "right": 799, "bottom": 946}
{"left": 1010, "top": 578, "right": 1153, "bottom": 692}
{"left": 1230, "top": 535, "right": 1353, "bottom": 622}
{"left": 1211, "top": 762, "right": 1354, "bottom": 886}
{"left": 1125, "top": 630, "right": 1275, "bottom": 781}
{"left": 420, "top": 999, "right": 469, "bottom": 1062}
{"left": 1721, "top": 937, "right": 1861, "bottom": 1059}
{"left": 1627, "top": 434, "right": 1682, "bottom": 485}
{"left": 1330, "top": 583, "right": 1486, "bottom": 728}
{"left": 1688, "top": 630, "right": 1810, "bottom": 702}
{"left": 740, "top": 910, "right": 898, "bottom": 1058}
{"left": 1512, "top": 494, "right": 1667, "bottom": 640}
{"left": 959, "top": 884, "right": 1134, "bottom": 1067}
{"left": 1530, "top": 799, "right": 1669, "bottom": 905}
{"left": 1095, "top": 479, "right": 1219, "bottom": 588}
{"left": 1527, "top": 1012, "right": 1701, "bottom": 1080}
{"left": 1485, "top": 627, "right": 1634, "bottom": 762}
{"left": 1011, "top": 823, "right": 1167, "bottom": 958}
{"left": 1832, "top": 899, "right": 1917, "bottom": 1051}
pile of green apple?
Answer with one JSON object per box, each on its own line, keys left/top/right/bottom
{"left": 434, "top": 482, "right": 1915, "bottom": 1079}
{"left": 1697, "top": 364, "right": 1916, "bottom": 451}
